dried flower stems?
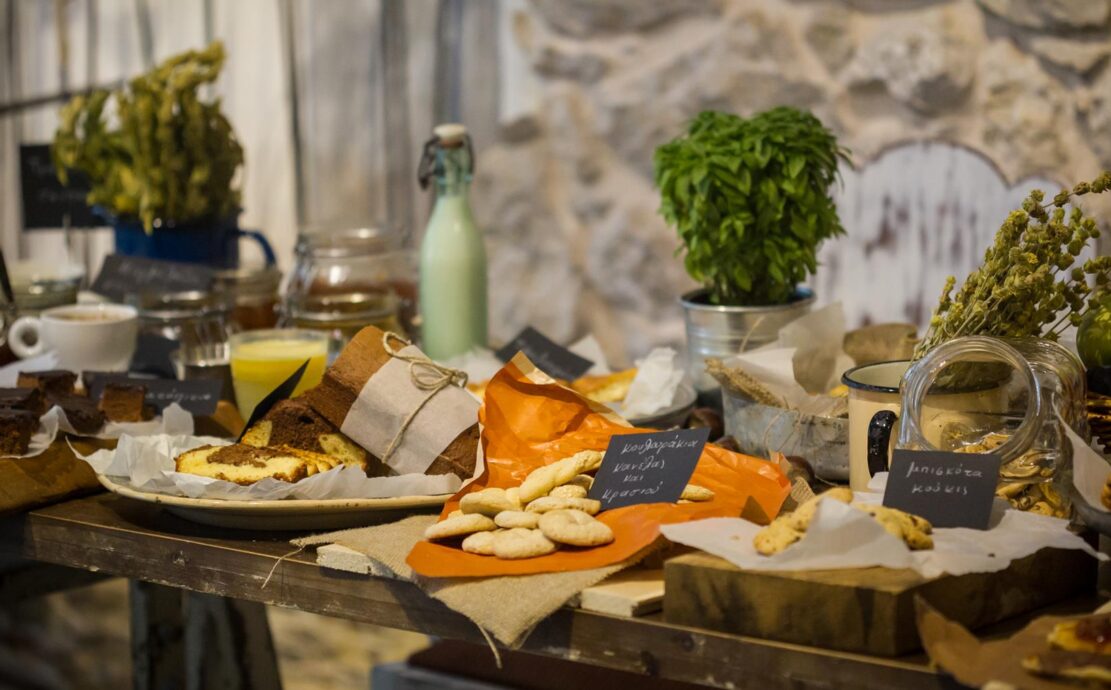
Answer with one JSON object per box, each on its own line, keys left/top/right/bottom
{"left": 915, "top": 172, "right": 1111, "bottom": 358}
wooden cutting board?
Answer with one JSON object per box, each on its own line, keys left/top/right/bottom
{"left": 663, "top": 548, "right": 1095, "bottom": 656}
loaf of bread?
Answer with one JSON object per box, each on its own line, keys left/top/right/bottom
{"left": 174, "top": 443, "right": 345, "bottom": 485}
{"left": 304, "top": 326, "right": 479, "bottom": 480}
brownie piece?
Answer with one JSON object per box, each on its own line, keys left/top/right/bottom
{"left": 98, "top": 382, "right": 153, "bottom": 423}
{"left": 0, "top": 387, "right": 45, "bottom": 417}
{"left": 0, "top": 409, "right": 36, "bottom": 455}
{"left": 50, "top": 394, "right": 105, "bottom": 434}
{"left": 17, "top": 370, "right": 77, "bottom": 397}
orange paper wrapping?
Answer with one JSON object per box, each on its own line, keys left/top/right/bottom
{"left": 406, "top": 353, "right": 792, "bottom": 577}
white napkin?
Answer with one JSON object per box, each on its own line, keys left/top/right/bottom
{"left": 620, "top": 348, "right": 686, "bottom": 419}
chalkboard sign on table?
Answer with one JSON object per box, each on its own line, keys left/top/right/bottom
{"left": 85, "top": 372, "right": 223, "bottom": 416}
{"left": 19, "top": 143, "right": 98, "bottom": 229}
{"left": 589, "top": 427, "right": 709, "bottom": 510}
{"left": 495, "top": 326, "right": 594, "bottom": 381}
{"left": 91, "top": 254, "right": 215, "bottom": 302}
{"left": 883, "top": 449, "right": 1003, "bottom": 530}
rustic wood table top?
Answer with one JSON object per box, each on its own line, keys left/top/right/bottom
{"left": 0, "top": 493, "right": 960, "bottom": 689}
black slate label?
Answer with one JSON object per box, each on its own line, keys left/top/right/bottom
{"left": 20, "top": 143, "right": 98, "bottom": 229}
{"left": 91, "top": 254, "right": 214, "bottom": 302}
{"left": 87, "top": 374, "right": 222, "bottom": 416}
{"left": 237, "top": 360, "right": 309, "bottom": 441}
{"left": 588, "top": 427, "right": 709, "bottom": 510}
{"left": 883, "top": 449, "right": 1003, "bottom": 530}
{"left": 495, "top": 326, "right": 594, "bottom": 381}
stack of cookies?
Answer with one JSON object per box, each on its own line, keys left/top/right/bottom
{"left": 423, "top": 450, "right": 715, "bottom": 560}
{"left": 753, "top": 487, "right": 933, "bottom": 555}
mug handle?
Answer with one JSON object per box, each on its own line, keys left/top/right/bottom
{"left": 8, "top": 316, "right": 45, "bottom": 359}
{"left": 867, "top": 410, "right": 898, "bottom": 478}
{"left": 236, "top": 229, "right": 277, "bottom": 266}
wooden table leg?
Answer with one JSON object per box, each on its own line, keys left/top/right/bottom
{"left": 130, "top": 581, "right": 186, "bottom": 690}
{"left": 184, "top": 592, "right": 283, "bottom": 690}
{"left": 130, "top": 583, "right": 282, "bottom": 690}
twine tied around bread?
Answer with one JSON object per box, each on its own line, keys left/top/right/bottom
{"left": 380, "top": 331, "right": 470, "bottom": 463}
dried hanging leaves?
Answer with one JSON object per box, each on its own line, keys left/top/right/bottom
{"left": 915, "top": 172, "right": 1111, "bottom": 358}
{"left": 52, "top": 41, "right": 243, "bottom": 232}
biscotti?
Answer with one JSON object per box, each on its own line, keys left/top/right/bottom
{"left": 304, "top": 326, "right": 479, "bottom": 480}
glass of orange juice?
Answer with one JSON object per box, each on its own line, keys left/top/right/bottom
{"left": 229, "top": 329, "right": 329, "bottom": 420}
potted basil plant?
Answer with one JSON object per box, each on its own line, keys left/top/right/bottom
{"left": 52, "top": 41, "right": 272, "bottom": 268}
{"left": 654, "top": 107, "right": 849, "bottom": 394}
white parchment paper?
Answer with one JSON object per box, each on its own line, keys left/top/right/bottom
{"left": 661, "top": 490, "right": 1103, "bottom": 579}
{"left": 1069, "top": 421, "right": 1110, "bottom": 513}
{"left": 78, "top": 432, "right": 476, "bottom": 500}
{"left": 0, "top": 403, "right": 193, "bottom": 458}
{"left": 618, "top": 348, "right": 685, "bottom": 419}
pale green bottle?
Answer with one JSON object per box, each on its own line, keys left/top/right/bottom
{"left": 417, "top": 123, "right": 488, "bottom": 360}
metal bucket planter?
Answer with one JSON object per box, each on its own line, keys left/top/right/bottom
{"left": 680, "top": 287, "right": 815, "bottom": 400}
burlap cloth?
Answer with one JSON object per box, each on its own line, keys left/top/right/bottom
{"left": 292, "top": 516, "right": 656, "bottom": 647}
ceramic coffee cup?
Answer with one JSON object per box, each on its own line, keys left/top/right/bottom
{"left": 842, "top": 360, "right": 909, "bottom": 491}
{"left": 9, "top": 303, "right": 139, "bottom": 372}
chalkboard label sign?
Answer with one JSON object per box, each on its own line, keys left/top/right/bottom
{"left": 91, "top": 254, "right": 214, "bottom": 302}
{"left": 588, "top": 427, "right": 709, "bottom": 510}
{"left": 495, "top": 326, "right": 594, "bottom": 381}
{"left": 883, "top": 449, "right": 1003, "bottom": 530}
{"left": 19, "top": 143, "right": 98, "bottom": 229}
{"left": 86, "top": 374, "right": 222, "bottom": 416}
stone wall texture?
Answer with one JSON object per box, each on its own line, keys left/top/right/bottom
{"left": 476, "top": 0, "right": 1111, "bottom": 366}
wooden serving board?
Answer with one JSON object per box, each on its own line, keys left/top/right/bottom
{"left": 663, "top": 548, "right": 1095, "bottom": 656}
{"left": 0, "top": 436, "right": 114, "bottom": 515}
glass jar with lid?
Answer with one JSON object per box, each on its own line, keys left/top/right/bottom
{"left": 133, "top": 290, "right": 234, "bottom": 381}
{"left": 213, "top": 266, "right": 282, "bottom": 331}
{"left": 283, "top": 290, "right": 403, "bottom": 362}
{"left": 896, "top": 336, "right": 1087, "bottom": 518}
{"left": 285, "top": 227, "right": 417, "bottom": 339}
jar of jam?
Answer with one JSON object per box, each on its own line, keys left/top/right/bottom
{"left": 286, "top": 227, "right": 418, "bottom": 339}
{"left": 283, "top": 290, "right": 402, "bottom": 362}
{"left": 213, "top": 266, "right": 282, "bottom": 331}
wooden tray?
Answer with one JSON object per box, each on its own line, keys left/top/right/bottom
{"left": 663, "top": 548, "right": 1095, "bottom": 656}
{"left": 0, "top": 436, "right": 115, "bottom": 515}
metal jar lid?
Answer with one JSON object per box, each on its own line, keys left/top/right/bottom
{"left": 287, "top": 290, "right": 398, "bottom": 324}
{"left": 134, "top": 290, "right": 233, "bottom": 324}
{"left": 294, "top": 227, "right": 401, "bottom": 259}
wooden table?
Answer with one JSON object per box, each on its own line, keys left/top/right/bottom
{"left": 0, "top": 493, "right": 962, "bottom": 689}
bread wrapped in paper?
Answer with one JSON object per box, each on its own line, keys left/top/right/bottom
{"left": 304, "top": 326, "right": 479, "bottom": 480}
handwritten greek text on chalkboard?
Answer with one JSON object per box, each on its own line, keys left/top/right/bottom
{"left": 495, "top": 327, "right": 594, "bottom": 381}
{"left": 883, "top": 450, "right": 1002, "bottom": 529}
{"left": 589, "top": 427, "right": 709, "bottom": 510}
{"left": 20, "top": 144, "right": 97, "bottom": 229}
{"left": 86, "top": 374, "right": 222, "bottom": 416}
{"left": 91, "top": 254, "right": 214, "bottom": 302}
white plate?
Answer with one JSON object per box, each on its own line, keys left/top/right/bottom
{"left": 97, "top": 474, "right": 448, "bottom": 531}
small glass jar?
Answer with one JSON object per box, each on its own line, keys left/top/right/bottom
{"left": 213, "top": 266, "right": 282, "bottom": 331}
{"left": 897, "top": 336, "right": 1087, "bottom": 517}
{"left": 135, "top": 288, "right": 237, "bottom": 360}
{"left": 285, "top": 227, "right": 418, "bottom": 339}
{"left": 283, "top": 290, "right": 402, "bottom": 362}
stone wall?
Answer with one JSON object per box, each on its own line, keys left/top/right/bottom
{"left": 476, "top": 0, "right": 1111, "bottom": 366}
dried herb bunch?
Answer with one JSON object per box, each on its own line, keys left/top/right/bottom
{"left": 654, "top": 107, "right": 849, "bottom": 306}
{"left": 52, "top": 41, "right": 243, "bottom": 232}
{"left": 914, "top": 172, "right": 1111, "bottom": 358}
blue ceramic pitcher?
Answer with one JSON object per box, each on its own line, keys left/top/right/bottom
{"left": 105, "top": 210, "right": 275, "bottom": 269}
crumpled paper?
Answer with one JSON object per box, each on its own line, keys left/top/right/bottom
{"left": 725, "top": 303, "right": 854, "bottom": 418}
{"left": 448, "top": 337, "right": 686, "bottom": 419}
{"left": 616, "top": 347, "right": 686, "bottom": 419}
{"left": 661, "top": 487, "right": 1103, "bottom": 579}
{"left": 1069, "top": 420, "right": 1110, "bottom": 512}
{"left": 78, "top": 432, "right": 469, "bottom": 500}
{"left": 0, "top": 403, "right": 194, "bottom": 459}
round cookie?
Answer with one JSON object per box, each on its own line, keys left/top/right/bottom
{"left": 424, "top": 513, "right": 496, "bottom": 541}
{"left": 538, "top": 509, "right": 614, "bottom": 547}
{"left": 461, "top": 530, "right": 499, "bottom": 555}
{"left": 550, "top": 484, "right": 588, "bottom": 499}
{"left": 494, "top": 510, "right": 540, "bottom": 529}
{"left": 492, "top": 528, "right": 558, "bottom": 559}
{"left": 460, "top": 487, "right": 520, "bottom": 517}
{"left": 525, "top": 496, "right": 601, "bottom": 515}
